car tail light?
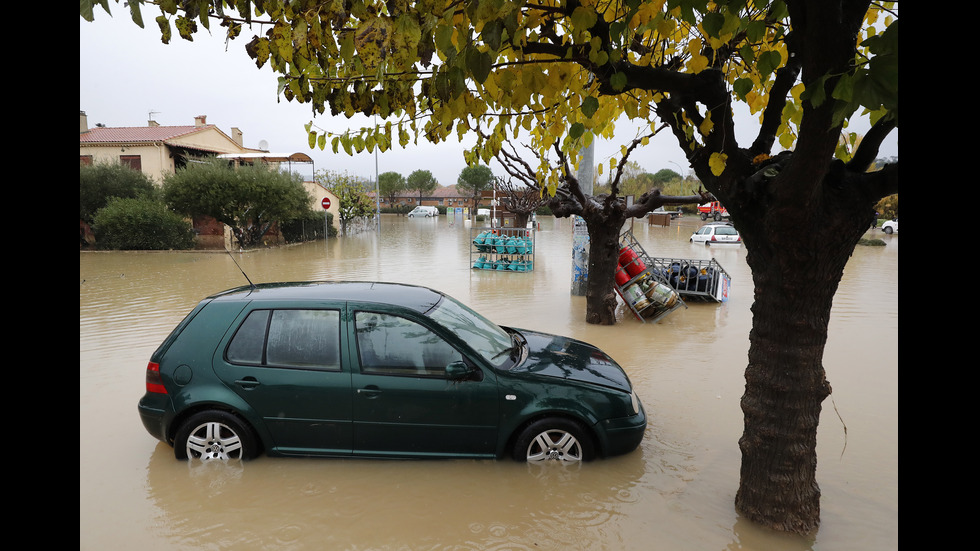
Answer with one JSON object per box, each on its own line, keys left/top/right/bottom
{"left": 145, "top": 362, "right": 167, "bottom": 394}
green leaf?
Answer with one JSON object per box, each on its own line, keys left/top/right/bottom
{"left": 482, "top": 19, "right": 503, "bottom": 52}
{"left": 569, "top": 122, "right": 585, "bottom": 141}
{"left": 581, "top": 96, "right": 599, "bottom": 118}
{"left": 570, "top": 7, "right": 598, "bottom": 33}
{"left": 702, "top": 13, "right": 724, "bottom": 38}
{"left": 733, "top": 78, "right": 752, "bottom": 100}
{"left": 128, "top": 0, "right": 144, "bottom": 28}
{"left": 757, "top": 50, "right": 781, "bottom": 79}
{"left": 155, "top": 15, "right": 172, "bottom": 44}
{"left": 610, "top": 72, "right": 628, "bottom": 91}
{"left": 435, "top": 24, "right": 454, "bottom": 52}
{"left": 467, "top": 49, "right": 493, "bottom": 84}
{"left": 745, "top": 20, "right": 766, "bottom": 43}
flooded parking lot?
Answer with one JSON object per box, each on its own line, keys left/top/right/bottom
{"left": 80, "top": 215, "right": 897, "bottom": 550}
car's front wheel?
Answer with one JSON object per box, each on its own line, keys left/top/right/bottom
{"left": 513, "top": 417, "right": 595, "bottom": 463}
{"left": 174, "top": 411, "right": 258, "bottom": 461}
{"left": 883, "top": 226, "right": 893, "bottom": 234}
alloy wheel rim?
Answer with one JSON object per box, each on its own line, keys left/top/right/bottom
{"left": 526, "top": 429, "right": 583, "bottom": 463}
{"left": 185, "top": 421, "right": 243, "bottom": 461}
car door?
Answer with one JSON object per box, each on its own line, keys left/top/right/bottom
{"left": 213, "top": 306, "right": 353, "bottom": 455}
{"left": 348, "top": 309, "right": 499, "bottom": 457}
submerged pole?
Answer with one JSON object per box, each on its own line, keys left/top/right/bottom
{"left": 570, "top": 140, "right": 594, "bottom": 296}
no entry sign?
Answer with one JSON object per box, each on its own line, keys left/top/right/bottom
{"left": 321, "top": 197, "right": 331, "bottom": 209}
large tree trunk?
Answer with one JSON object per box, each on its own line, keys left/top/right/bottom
{"left": 735, "top": 240, "right": 838, "bottom": 533}
{"left": 731, "top": 164, "right": 875, "bottom": 532}
{"left": 583, "top": 216, "right": 627, "bottom": 325}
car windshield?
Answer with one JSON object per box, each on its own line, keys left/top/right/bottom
{"left": 426, "top": 295, "right": 515, "bottom": 369}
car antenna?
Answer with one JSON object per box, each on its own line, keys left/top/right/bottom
{"left": 226, "top": 249, "right": 256, "bottom": 290}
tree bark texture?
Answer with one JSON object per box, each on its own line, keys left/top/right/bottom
{"left": 583, "top": 217, "right": 626, "bottom": 325}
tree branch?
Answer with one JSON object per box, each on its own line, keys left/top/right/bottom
{"left": 846, "top": 116, "right": 897, "bottom": 172}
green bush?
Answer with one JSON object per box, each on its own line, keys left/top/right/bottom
{"left": 281, "top": 210, "right": 337, "bottom": 241}
{"left": 92, "top": 197, "right": 195, "bottom": 250}
{"left": 80, "top": 162, "right": 157, "bottom": 224}
{"left": 380, "top": 204, "right": 412, "bottom": 215}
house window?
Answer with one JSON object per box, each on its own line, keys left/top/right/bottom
{"left": 80, "top": 155, "right": 93, "bottom": 166}
{"left": 120, "top": 155, "right": 142, "bottom": 171}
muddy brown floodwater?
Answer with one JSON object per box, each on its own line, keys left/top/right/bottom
{"left": 80, "top": 215, "right": 897, "bottom": 551}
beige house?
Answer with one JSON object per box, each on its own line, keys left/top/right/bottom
{"left": 80, "top": 111, "right": 339, "bottom": 246}
{"left": 79, "top": 111, "right": 261, "bottom": 184}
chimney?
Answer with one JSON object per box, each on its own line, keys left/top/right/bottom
{"left": 194, "top": 115, "right": 207, "bottom": 126}
{"left": 80, "top": 111, "right": 88, "bottom": 133}
{"left": 232, "top": 127, "right": 243, "bottom": 146}
{"left": 148, "top": 119, "right": 159, "bottom": 127}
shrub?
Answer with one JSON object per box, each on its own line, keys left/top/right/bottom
{"left": 874, "top": 194, "right": 898, "bottom": 220}
{"left": 92, "top": 197, "right": 195, "bottom": 250}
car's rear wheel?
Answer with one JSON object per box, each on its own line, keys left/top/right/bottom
{"left": 513, "top": 417, "right": 595, "bottom": 463}
{"left": 883, "top": 226, "right": 893, "bottom": 234}
{"left": 174, "top": 411, "right": 258, "bottom": 461}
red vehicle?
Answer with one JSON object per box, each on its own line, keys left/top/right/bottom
{"left": 698, "top": 201, "right": 729, "bottom": 221}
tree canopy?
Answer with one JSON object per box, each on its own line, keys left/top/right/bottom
{"left": 456, "top": 164, "right": 496, "bottom": 210}
{"left": 163, "top": 158, "right": 311, "bottom": 248}
{"left": 316, "top": 168, "right": 376, "bottom": 233}
{"left": 406, "top": 168, "right": 438, "bottom": 201}
{"left": 378, "top": 170, "right": 407, "bottom": 205}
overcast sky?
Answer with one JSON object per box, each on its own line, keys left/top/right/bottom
{"left": 80, "top": 11, "right": 897, "bottom": 188}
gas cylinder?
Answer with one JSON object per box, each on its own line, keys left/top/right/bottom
{"left": 618, "top": 247, "right": 646, "bottom": 277}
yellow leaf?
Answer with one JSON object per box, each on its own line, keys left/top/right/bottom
{"left": 699, "top": 113, "right": 714, "bottom": 136}
{"left": 709, "top": 152, "right": 727, "bottom": 176}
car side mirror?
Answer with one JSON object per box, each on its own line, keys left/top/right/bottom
{"left": 446, "top": 361, "right": 480, "bottom": 381}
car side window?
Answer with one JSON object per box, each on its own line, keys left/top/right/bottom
{"left": 227, "top": 309, "right": 342, "bottom": 371}
{"left": 355, "top": 311, "right": 462, "bottom": 377}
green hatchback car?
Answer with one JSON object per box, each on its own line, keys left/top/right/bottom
{"left": 138, "top": 281, "right": 646, "bottom": 463}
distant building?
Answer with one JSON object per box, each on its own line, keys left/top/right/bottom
{"left": 376, "top": 185, "right": 495, "bottom": 210}
{"left": 79, "top": 111, "right": 336, "bottom": 247}
{"left": 79, "top": 111, "right": 264, "bottom": 184}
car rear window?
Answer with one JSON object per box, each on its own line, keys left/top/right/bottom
{"left": 226, "top": 309, "right": 342, "bottom": 371}
{"left": 715, "top": 226, "right": 738, "bottom": 235}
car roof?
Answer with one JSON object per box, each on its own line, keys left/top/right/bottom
{"left": 207, "top": 281, "right": 445, "bottom": 314}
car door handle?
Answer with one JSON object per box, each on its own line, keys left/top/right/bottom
{"left": 235, "top": 377, "right": 260, "bottom": 389}
{"left": 356, "top": 386, "right": 382, "bottom": 398}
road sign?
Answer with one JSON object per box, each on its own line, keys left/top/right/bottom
{"left": 321, "top": 197, "right": 331, "bottom": 209}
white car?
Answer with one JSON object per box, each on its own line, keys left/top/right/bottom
{"left": 881, "top": 218, "right": 898, "bottom": 234}
{"left": 407, "top": 206, "right": 439, "bottom": 218}
{"left": 690, "top": 222, "right": 742, "bottom": 245}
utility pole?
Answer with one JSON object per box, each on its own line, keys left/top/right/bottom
{"left": 570, "top": 140, "right": 594, "bottom": 296}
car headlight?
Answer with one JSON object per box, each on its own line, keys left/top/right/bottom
{"left": 630, "top": 390, "right": 640, "bottom": 415}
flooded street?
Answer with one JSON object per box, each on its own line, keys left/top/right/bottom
{"left": 80, "top": 215, "right": 897, "bottom": 550}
